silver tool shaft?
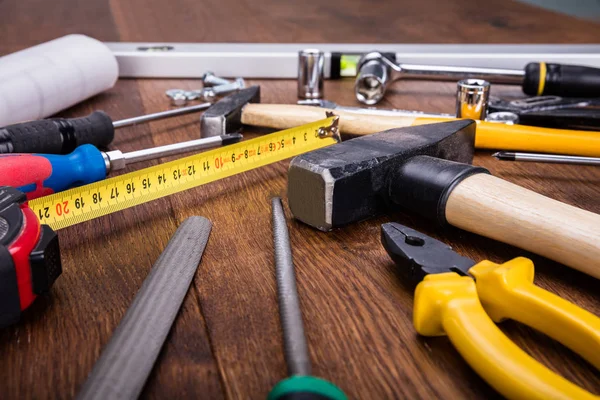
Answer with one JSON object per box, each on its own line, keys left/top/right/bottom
{"left": 355, "top": 52, "right": 524, "bottom": 105}
{"left": 493, "top": 151, "right": 600, "bottom": 166}
{"left": 112, "top": 103, "right": 212, "bottom": 128}
{"left": 103, "top": 133, "right": 242, "bottom": 172}
{"left": 271, "top": 197, "right": 312, "bottom": 376}
{"left": 397, "top": 63, "right": 524, "bottom": 83}
{"left": 77, "top": 216, "right": 212, "bottom": 400}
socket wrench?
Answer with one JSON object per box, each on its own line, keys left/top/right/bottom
{"left": 355, "top": 51, "right": 600, "bottom": 105}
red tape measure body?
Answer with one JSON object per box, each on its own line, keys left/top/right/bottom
{"left": 0, "top": 187, "right": 61, "bottom": 328}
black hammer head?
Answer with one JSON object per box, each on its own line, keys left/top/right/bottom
{"left": 287, "top": 120, "right": 476, "bottom": 231}
{"left": 200, "top": 86, "right": 261, "bottom": 137}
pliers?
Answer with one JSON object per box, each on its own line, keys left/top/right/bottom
{"left": 381, "top": 222, "right": 600, "bottom": 400}
{"left": 488, "top": 95, "right": 600, "bottom": 130}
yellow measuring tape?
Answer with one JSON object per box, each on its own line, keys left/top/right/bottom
{"left": 29, "top": 117, "right": 339, "bottom": 230}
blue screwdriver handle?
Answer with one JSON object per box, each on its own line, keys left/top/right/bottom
{"left": 0, "top": 144, "right": 108, "bottom": 200}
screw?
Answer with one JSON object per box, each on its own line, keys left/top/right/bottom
{"left": 165, "top": 89, "right": 189, "bottom": 106}
{"left": 165, "top": 78, "right": 245, "bottom": 106}
{"left": 202, "top": 78, "right": 246, "bottom": 102}
{"left": 202, "top": 72, "right": 232, "bottom": 87}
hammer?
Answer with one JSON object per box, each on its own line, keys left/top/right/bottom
{"left": 287, "top": 119, "right": 600, "bottom": 279}
{"left": 200, "top": 87, "right": 600, "bottom": 157}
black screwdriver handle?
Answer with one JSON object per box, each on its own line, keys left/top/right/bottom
{"left": 522, "top": 62, "right": 600, "bottom": 98}
{"left": 0, "top": 111, "right": 115, "bottom": 154}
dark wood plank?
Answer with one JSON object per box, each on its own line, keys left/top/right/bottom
{"left": 0, "top": 0, "right": 119, "bottom": 54}
{"left": 0, "top": 0, "right": 599, "bottom": 399}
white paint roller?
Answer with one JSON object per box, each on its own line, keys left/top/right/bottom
{"left": 0, "top": 34, "right": 119, "bottom": 126}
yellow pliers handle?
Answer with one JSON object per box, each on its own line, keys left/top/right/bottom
{"left": 414, "top": 258, "right": 600, "bottom": 400}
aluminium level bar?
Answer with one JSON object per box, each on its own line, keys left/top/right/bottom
{"left": 105, "top": 42, "right": 600, "bottom": 79}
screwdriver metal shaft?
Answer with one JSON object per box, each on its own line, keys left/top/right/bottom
{"left": 493, "top": 151, "right": 600, "bottom": 166}
{"left": 112, "top": 103, "right": 212, "bottom": 128}
{"left": 104, "top": 134, "right": 242, "bottom": 172}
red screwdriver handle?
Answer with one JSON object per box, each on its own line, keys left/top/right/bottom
{"left": 0, "top": 145, "right": 108, "bottom": 200}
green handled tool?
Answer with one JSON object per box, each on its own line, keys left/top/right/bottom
{"left": 268, "top": 198, "right": 347, "bottom": 400}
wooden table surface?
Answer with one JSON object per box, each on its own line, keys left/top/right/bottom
{"left": 1, "top": 1, "right": 599, "bottom": 399}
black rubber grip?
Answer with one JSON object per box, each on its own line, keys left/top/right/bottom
{"left": 0, "top": 111, "right": 115, "bottom": 154}
{"left": 523, "top": 62, "right": 600, "bottom": 98}
{"left": 388, "top": 155, "right": 489, "bottom": 226}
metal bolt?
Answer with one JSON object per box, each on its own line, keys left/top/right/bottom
{"left": 486, "top": 111, "right": 520, "bottom": 125}
{"left": 165, "top": 79, "right": 245, "bottom": 106}
{"left": 166, "top": 89, "right": 189, "bottom": 106}
{"left": 202, "top": 71, "right": 232, "bottom": 87}
{"left": 202, "top": 78, "right": 246, "bottom": 102}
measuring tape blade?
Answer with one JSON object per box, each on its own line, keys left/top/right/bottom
{"left": 28, "top": 117, "right": 338, "bottom": 230}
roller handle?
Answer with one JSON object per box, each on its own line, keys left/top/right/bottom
{"left": 0, "top": 111, "right": 115, "bottom": 155}
{"left": 523, "top": 62, "right": 600, "bottom": 97}
{"left": 0, "top": 144, "right": 108, "bottom": 200}
{"left": 414, "top": 273, "right": 596, "bottom": 400}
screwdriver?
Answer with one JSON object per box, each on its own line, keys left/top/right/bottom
{"left": 268, "top": 197, "right": 347, "bottom": 400}
{"left": 0, "top": 133, "right": 241, "bottom": 200}
{"left": 0, "top": 103, "right": 212, "bottom": 155}
{"left": 493, "top": 151, "right": 600, "bottom": 166}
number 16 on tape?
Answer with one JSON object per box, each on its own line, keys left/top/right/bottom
{"left": 29, "top": 116, "right": 341, "bottom": 230}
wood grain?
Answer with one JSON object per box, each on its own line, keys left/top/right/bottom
{"left": 242, "top": 104, "right": 418, "bottom": 134}
{"left": 446, "top": 173, "right": 600, "bottom": 278}
{"left": 0, "top": 0, "right": 600, "bottom": 399}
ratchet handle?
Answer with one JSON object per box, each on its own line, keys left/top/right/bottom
{"left": 470, "top": 257, "right": 600, "bottom": 370}
{"left": 414, "top": 273, "right": 597, "bottom": 400}
{"left": 0, "top": 145, "right": 107, "bottom": 200}
{"left": 523, "top": 62, "right": 600, "bottom": 97}
{"left": 0, "top": 111, "right": 114, "bottom": 155}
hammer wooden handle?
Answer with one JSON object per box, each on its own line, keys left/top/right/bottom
{"left": 241, "top": 104, "right": 600, "bottom": 157}
{"left": 446, "top": 174, "right": 600, "bottom": 278}
{"left": 241, "top": 104, "right": 422, "bottom": 134}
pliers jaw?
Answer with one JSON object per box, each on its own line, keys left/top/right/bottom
{"left": 380, "top": 222, "right": 475, "bottom": 286}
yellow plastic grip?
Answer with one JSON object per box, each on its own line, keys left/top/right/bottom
{"left": 474, "top": 121, "right": 600, "bottom": 157}
{"left": 411, "top": 118, "right": 600, "bottom": 157}
{"left": 413, "top": 273, "right": 597, "bottom": 400}
{"left": 469, "top": 257, "right": 600, "bottom": 370}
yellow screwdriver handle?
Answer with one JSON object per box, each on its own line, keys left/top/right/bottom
{"left": 469, "top": 257, "right": 600, "bottom": 370}
{"left": 413, "top": 273, "right": 598, "bottom": 400}
{"left": 412, "top": 117, "right": 600, "bottom": 157}
{"left": 473, "top": 120, "right": 600, "bottom": 157}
